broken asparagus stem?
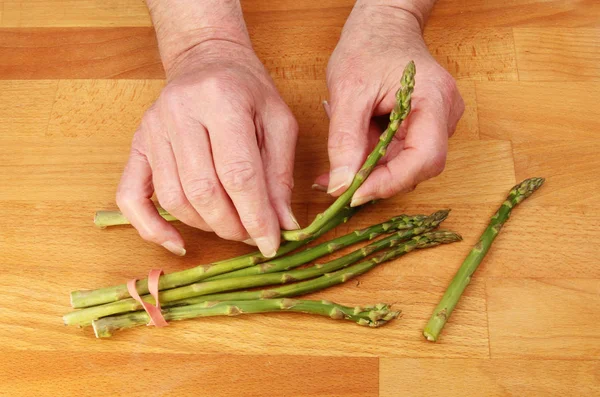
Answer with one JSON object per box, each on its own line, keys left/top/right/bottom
{"left": 281, "top": 60, "right": 416, "bottom": 242}
{"left": 71, "top": 206, "right": 359, "bottom": 309}
{"left": 423, "top": 177, "right": 545, "bottom": 342}
{"left": 94, "top": 206, "right": 176, "bottom": 228}
{"left": 64, "top": 214, "right": 448, "bottom": 327}
{"left": 92, "top": 299, "right": 401, "bottom": 338}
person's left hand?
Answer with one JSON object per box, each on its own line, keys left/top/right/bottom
{"left": 314, "top": 3, "right": 464, "bottom": 205}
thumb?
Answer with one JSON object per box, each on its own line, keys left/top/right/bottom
{"left": 326, "top": 93, "right": 373, "bottom": 196}
{"left": 350, "top": 106, "right": 448, "bottom": 206}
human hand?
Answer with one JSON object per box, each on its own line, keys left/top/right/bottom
{"left": 116, "top": 40, "right": 299, "bottom": 257}
{"left": 314, "top": 2, "right": 464, "bottom": 205}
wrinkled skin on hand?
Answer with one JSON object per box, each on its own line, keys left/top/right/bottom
{"left": 117, "top": 41, "right": 299, "bottom": 257}
{"left": 316, "top": 5, "right": 464, "bottom": 206}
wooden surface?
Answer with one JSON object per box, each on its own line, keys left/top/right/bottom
{"left": 0, "top": 1, "right": 599, "bottom": 396}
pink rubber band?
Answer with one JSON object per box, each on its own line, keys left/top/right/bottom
{"left": 127, "top": 269, "right": 168, "bottom": 327}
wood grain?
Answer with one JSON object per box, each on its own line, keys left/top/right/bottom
{"left": 424, "top": 28, "right": 518, "bottom": 81}
{"left": 2, "top": 351, "right": 378, "bottom": 396}
{"left": 513, "top": 141, "right": 600, "bottom": 206}
{"left": 514, "top": 28, "right": 600, "bottom": 82}
{"left": 0, "top": 1, "right": 599, "bottom": 395}
{"left": 477, "top": 82, "right": 600, "bottom": 141}
{"left": 487, "top": 279, "right": 600, "bottom": 359}
{"left": 1, "top": 0, "right": 152, "bottom": 27}
{"left": 0, "top": 28, "right": 163, "bottom": 79}
{"left": 429, "top": 0, "right": 600, "bottom": 28}
{"left": 380, "top": 359, "right": 600, "bottom": 396}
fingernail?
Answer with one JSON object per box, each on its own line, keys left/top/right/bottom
{"left": 322, "top": 100, "right": 331, "bottom": 118}
{"left": 350, "top": 194, "right": 375, "bottom": 208}
{"left": 311, "top": 183, "right": 328, "bottom": 192}
{"left": 255, "top": 237, "right": 278, "bottom": 258}
{"left": 287, "top": 206, "right": 301, "bottom": 230}
{"left": 162, "top": 241, "right": 186, "bottom": 256}
{"left": 243, "top": 239, "right": 257, "bottom": 246}
{"left": 327, "top": 166, "right": 354, "bottom": 195}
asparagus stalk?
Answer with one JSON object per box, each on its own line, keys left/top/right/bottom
{"left": 169, "top": 231, "right": 462, "bottom": 307}
{"left": 64, "top": 216, "right": 447, "bottom": 327}
{"left": 207, "top": 211, "right": 448, "bottom": 281}
{"left": 90, "top": 231, "right": 460, "bottom": 336}
{"left": 281, "top": 60, "right": 416, "bottom": 242}
{"left": 423, "top": 177, "right": 545, "bottom": 342}
{"left": 94, "top": 206, "right": 176, "bottom": 228}
{"left": 92, "top": 299, "right": 401, "bottom": 338}
{"left": 70, "top": 206, "right": 359, "bottom": 309}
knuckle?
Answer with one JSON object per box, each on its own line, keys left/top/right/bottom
{"left": 219, "top": 160, "right": 258, "bottom": 193}
{"left": 240, "top": 214, "right": 269, "bottom": 234}
{"left": 215, "top": 227, "right": 247, "bottom": 242}
{"left": 427, "top": 151, "right": 447, "bottom": 177}
{"left": 137, "top": 227, "right": 159, "bottom": 244}
{"left": 198, "top": 75, "right": 238, "bottom": 104}
{"left": 433, "top": 69, "right": 459, "bottom": 107}
{"left": 157, "top": 190, "right": 187, "bottom": 214}
{"left": 328, "top": 128, "right": 359, "bottom": 154}
{"left": 379, "top": 183, "right": 398, "bottom": 200}
{"left": 184, "top": 177, "right": 219, "bottom": 205}
{"left": 115, "top": 190, "right": 133, "bottom": 211}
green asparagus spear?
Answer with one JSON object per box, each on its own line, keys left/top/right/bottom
{"left": 64, "top": 216, "right": 447, "bottom": 327}
{"left": 169, "top": 231, "right": 462, "bottom": 307}
{"left": 423, "top": 177, "right": 545, "bottom": 342}
{"left": 92, "top": 299, "right": 401, "bottom": 338}
{"left": 94, "top": 206, "right": 176, "bottom": 228}
{"left": 70, "top": 206, "right": 359, "bottom": 309}
{"left": 91, "top": 231, "right": 461, "bottom": 337}
{"left": 207, "top": 211, "right": 448, "bottom": 281}
{"left": 281, "top": 60, "right": 416, "bottom": 242}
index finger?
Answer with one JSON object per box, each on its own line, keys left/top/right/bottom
{"left": 206, "top": 112, "right": 281, "bottom": 258}
{"left": 116, "top": 142, "right": 186, "bottom": 256}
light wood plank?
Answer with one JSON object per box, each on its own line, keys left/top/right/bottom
{"left": 425, "top": 28, "right": 517, "bottom": 81}
{"left": 2, "top": 351, "right": 378, "bottom": 396}
{"left": 454, "top": 81, "right": 480, "bottom": 139}
{"left": 0, "top": 268, "right": 488, "bottom": 357}
{"left": 47, "top": 79, "right": 163, "bottom": 137}
{"left": 295, "top": 140, "right": 515, "bottom": 205}
{"left": 513, "top": 141, "right": 600, "bottom": 206}
{"left": 327, "top": 202, "right": 600, "bottom": 279}
{"left": 477, "top": 82, "right": 600, "bottom": 141}
{"left": 429, "top": 0, "right": 600, "bottom": 28}
{"left": 514, "top": 28, "right": 600, "bottom": 81}
{"left": 487, "top": 278, "right": 600, "bottom": 359}
{"left": 0, "top": 27, "right": 163, "bottom": 79}
{"left": 4, "top": 0, "right": 598, "bottom": 29}
{"left": 1, "top": 1, "right": 151, "bottom": 27}
{"left": 380, "top": 359, "right": 600, "bottom": 397}
{"left": 0, "top": 80, "right": 57, "bottom": 137}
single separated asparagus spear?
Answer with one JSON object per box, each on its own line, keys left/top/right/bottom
{"left": 70, "top": 206, "right": 359, "bottom": 309}
{"left": 64, "top": 214, "right": 447, "bottom": 327}
{"left": 207, "top": 210, "right": 448, "bottom": 281}
{"left": 170, "top": 230, "right": 462, "bottom": 307}
{"left": 92, "top": 299, "right": 401, "bottom": 338}
{"left": 281, "top": 60, "right": 416, "bottom": 242}
{"left": 423, "top": 177, "right": 545, "bottom": 342}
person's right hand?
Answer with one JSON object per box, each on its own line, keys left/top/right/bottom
{"left": 116, "top": 40, "right": 299, "bottom": 258}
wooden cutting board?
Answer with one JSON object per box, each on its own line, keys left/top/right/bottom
{"left": 0, "top": 1, "right": 599, "bottom": 395}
